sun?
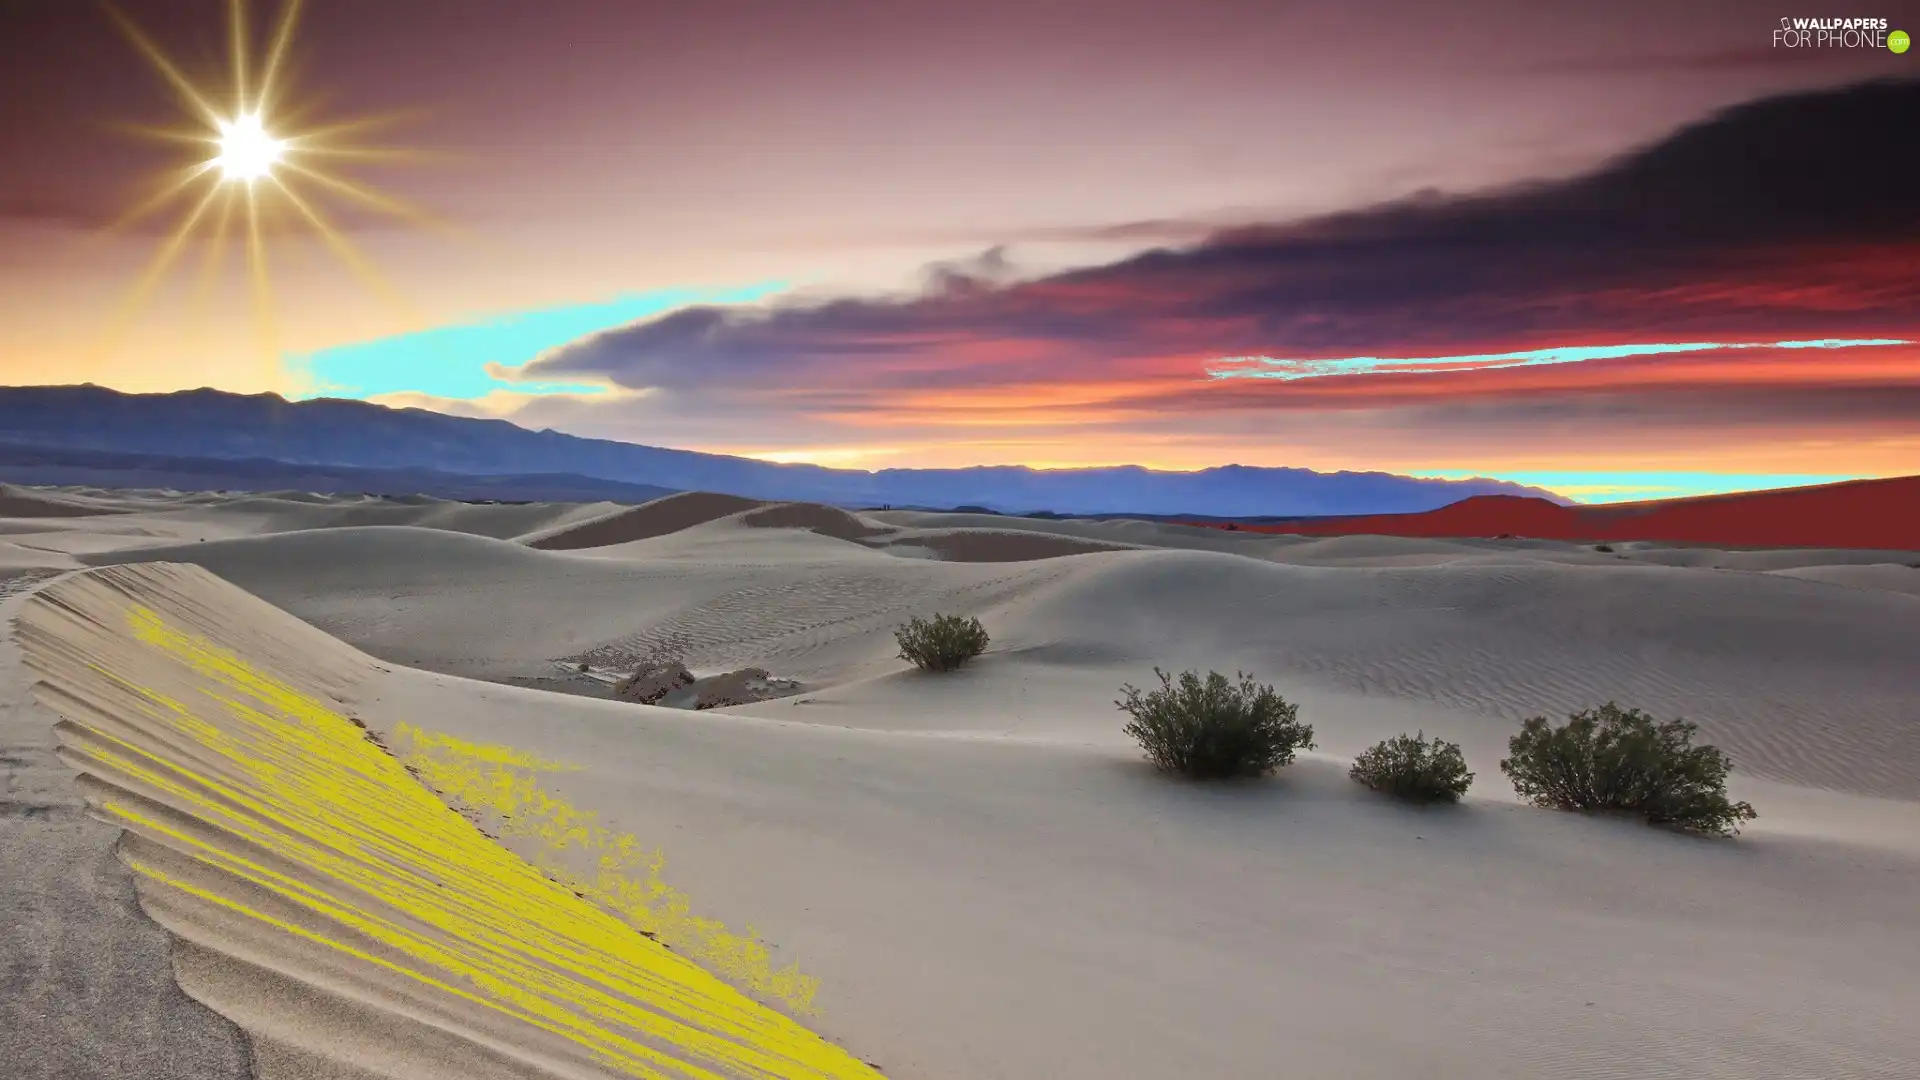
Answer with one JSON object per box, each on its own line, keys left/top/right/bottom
{"left": 99, "top": 0, "right": 442, "bottom": 367}
{"left": 214, "top": 112, "right": 286, "bottom": 183}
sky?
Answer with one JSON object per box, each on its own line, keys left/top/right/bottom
{"left": 2, "top": 0, "right": 1917, "bottom": 502}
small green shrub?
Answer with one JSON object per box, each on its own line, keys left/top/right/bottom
{"left": 1118, "top": 668, "right": 1314, "bottom": 779}
{"left": 1499, "top": 702, "right": 1757, "bottom": 836}
{"left": 1350, "top": 732, "right": 1474, "bottom": 803}
{"left": 894, "top": 613, "right": 990, "bottom": 672}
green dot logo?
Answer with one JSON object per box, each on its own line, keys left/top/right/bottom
{"left": 1892, "top": 29, "right": 1912, "bottom": 53}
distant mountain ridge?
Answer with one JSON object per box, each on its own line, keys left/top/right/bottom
{"left": 0, "top": 384, "right": 1567, "bottom": 515}
{"left": 0, "top": 443, "right": 679, "bottom": 505}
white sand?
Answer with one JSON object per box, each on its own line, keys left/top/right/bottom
{"left": 1, "top": 567, "right": 255, "bottom": 1080}
{"left": 5, "top": 484, "right": 1920, "bottom": 1079}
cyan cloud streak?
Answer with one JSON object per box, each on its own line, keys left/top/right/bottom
{"left": 1207, "top": 338, "right": 1913, "bottom": 381}
{"left": 286, "top": 283, "right": 786, "bottom": 401}
{"left": 1425, "top": 470, "right": 1870, "bottom": 504}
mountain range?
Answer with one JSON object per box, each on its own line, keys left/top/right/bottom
{"left": 0, "top": 384, "right": 1565, "bottom": 515}
{"left": 0, "top": 442, "right": 680, "bottom": 506}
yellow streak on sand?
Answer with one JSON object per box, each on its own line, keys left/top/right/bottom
{"left": 398, "top": 725, "right": 823, "bottom": 1014}
{"left": 24, "top": 565, "right": 880, "bottom": 1080}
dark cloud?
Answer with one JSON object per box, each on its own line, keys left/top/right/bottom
{"left": 1289, "top": 77, "right": 1919, "bottom": 250}
{"left": 919, "top": 245, "right": 1023, "bottom": 292}
{"left": 531, "top": 79, "right": 1920, "bottom": 394}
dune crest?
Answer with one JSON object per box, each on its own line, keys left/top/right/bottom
{"left": 523, "top": 493, "right": 771, "bottom": 550}
{"left": 734, "top": 503, "right": 894, "bottom": 542}
{"left": 870, "top": 527, "right": 1139, "bottom": 562}
{"left": 15, "top": 563, "right": 881, "bottom": 1080}
{"left": 0, "top": 482, "right": 125, "bottom": 518}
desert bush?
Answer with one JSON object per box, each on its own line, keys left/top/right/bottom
{"left": 894, "top": 613, "right": 990, "bottom": 672}
{"left": 1350, "top": 731, "right": 1474, "bottom": 803}
{"left": 1593, "top": 543, "right": 1615, "bottom": 553}
{"left": 1118, "top": 668, "right": 1315, "bottom": 779}
{"left": 1499, "top": 702, "right": 1757, "bottom": 836}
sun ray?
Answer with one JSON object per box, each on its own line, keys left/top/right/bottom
{"left": 101, "top": 0, "right": 443, "bottom": 371}
{"left": 185, "top": 185, "right": 240, "bottom": 363}
{"left": 288, "top": 143, "right": 447, "bottom": 166}
{"left": 271, "top": 174, "right": 416, "bottom": 321}
{"left": 100, "top": 120, "right": 219, "bottom": 148}
{"left": 283, "top": 109, "right": 438, "bottom": 149}
{"left": 229, "top": 0, "right": 250, "bottom": 113}
{"left": 256, "top": 0, "right": 303, "bottom": 117}
{"left": 43, "top": 161, "right": 212, "bottom": 280}
{"left": 95, "top": 161, "right": 221, "bottom": 239}
{"left": 104, "top": 5, "right": 226, "bottom": 129}
{"left": 119, "top": 181, "right": 225, "bottom": 314}
{"left": 196, "top": 184, "right": 240, "bottom": 310}
{"left": 244, "top": 180, "right": 281, "bottom": 375}
{"left": 274, "top": 159, "right": 449, "bottom": 232}
{"left": 93, "top": 178, "right": 228, "bottom": 360}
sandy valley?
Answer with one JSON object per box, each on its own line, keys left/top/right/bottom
{"left": 4, "top": 481, "right": 1919, "bottom": 1079}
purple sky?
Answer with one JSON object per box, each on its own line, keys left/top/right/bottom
{"left": 2, "top": 0, "right": 1916, "bottom": 497}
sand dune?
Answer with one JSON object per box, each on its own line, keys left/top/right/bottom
{"left": 1766, "top": 563, "right": 1920, "bottom": 598}
{"left": 6, "top": 482, "right": 1920, "bottom": 1078}
{"left": 1016, "top": 551, "right": 1920, "bottom": 797}
{"left": 82, "top": 517, "right": 1920, "bottom": 799}
{"left": 273, "top": 496, "right": 615, "bottom": 540}
{"left": 866, "top": 526, "right": 1139, "bottom": 562}
{"left": 556, "top": 503, "right": 1129, "bottom": 563}
{"left": 1, "top": 568, "right": 255, "bottom": 1080}
{"left": 200, "top": 492, "right": 619, "bottom": 540}
{"left": 869, "top": 507, "right": 1263, "bottom": 554}
{"left": 13, "top": 559, "right": 1920, "bottom": 1080}
{"left": 17, "top": 563, "right": 883, "bottom": 1079}
{"left": 91, "top": 523, "right": 570, "bottom": 578}
{"left": 0, "top": 539, "right": 80, "bottom": 571}
{"left": 0, "top": 482, "right": 126, "bottom": 518}
{"left": 734, "top": 502, "right": 895, "bottom": 542}
{"left": 85, "top": 524, "right": 1075, "bottom": 683}
{"left": 524, "top": 492, "right": 772, "bottom": 550}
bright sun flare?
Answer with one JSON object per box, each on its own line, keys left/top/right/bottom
{"left": 214, "top": 112, "right": 285, "bottom": 182}
{"left": 100, "top": 0, "right": 438, "bottom": 366}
